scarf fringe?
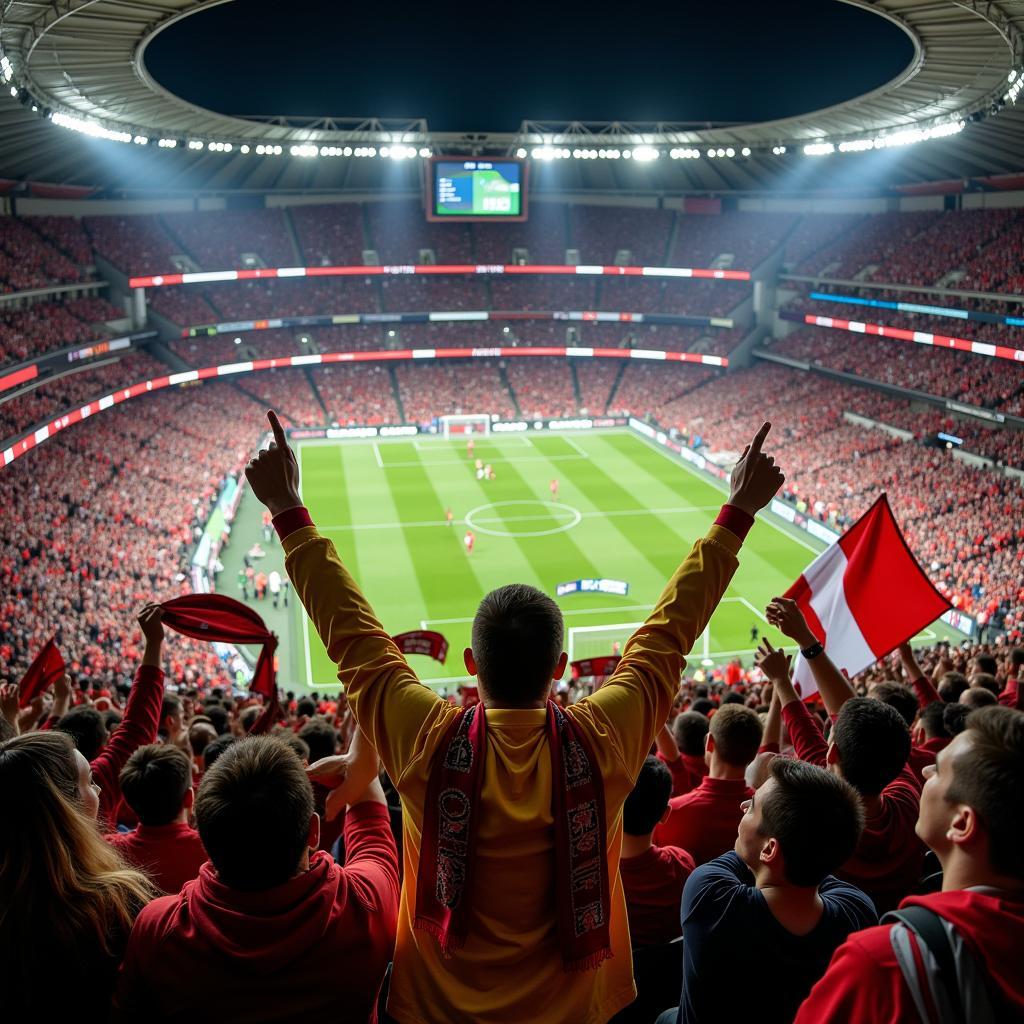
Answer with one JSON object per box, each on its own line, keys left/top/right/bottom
{"left": 414, "top": 917, "right": 466, "bottom": 959}
{"left": 563, "top": 946, "right": 614, "bottom": 973}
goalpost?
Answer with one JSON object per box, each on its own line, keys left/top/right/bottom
{"left": 568, "top": 622, "right": 714, "bottom": 666}
{"left": 567, "top": 622, "right": 644, "bottom": 664}
{"left": 440, "top": 414, "right": 492, "bottom": 439}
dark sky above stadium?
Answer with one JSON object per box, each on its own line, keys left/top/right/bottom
{"left": 146, "top": 0, "right": 914, "bottom": 130}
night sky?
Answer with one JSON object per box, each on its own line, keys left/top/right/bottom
{"left": 145, "top": 0, "right": 914, "bottom": 131}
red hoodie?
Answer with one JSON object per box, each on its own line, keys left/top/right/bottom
{"left": 112, "top": 802, "right": 399, "bottom": 1023}
{"left": 795, "top": 889, "right": 1024, "bottom": 1022}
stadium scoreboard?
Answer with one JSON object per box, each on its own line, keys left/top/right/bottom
{"left": 427, "top": 157, "right": 527, "bottom": 221}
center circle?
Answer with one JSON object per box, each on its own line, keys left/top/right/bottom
{"left": 464, "top": 500, "right": 582, "bottom": 538}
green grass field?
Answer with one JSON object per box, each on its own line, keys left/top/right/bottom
{"left": 293, "top": 428, "right": 829, "bottom": 689}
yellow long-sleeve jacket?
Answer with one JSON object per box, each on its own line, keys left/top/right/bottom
{"left": 283, "top": 517, "right": 743, "bottom": 1024}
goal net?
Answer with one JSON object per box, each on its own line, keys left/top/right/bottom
{"left": 568, "top": 622, "right": 714, "bottom": 667}
{"left": 567, "top": 622, "right": 643, "bottom": 665}
{"left": 441, "top": 414, "right": 491, "bottom": 439}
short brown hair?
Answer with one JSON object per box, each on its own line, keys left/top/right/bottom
{"left": 759, "top": 758, "right": 864, "bottom": 886}
{"left": 119, "top": 744, "right": 192, "bottom": 826}
{"left": 947, "top": 706, "right": 1024, "bottom": 878}
{"left": 471, "top": 584, "right": 564, "bottom": 705}
{"left": 195, "top": 736, "right": 313, "bottom": 891}
{"left": 709, "top": 705, "right": 762, "bottom": 767}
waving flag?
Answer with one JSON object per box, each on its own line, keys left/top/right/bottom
{"left": 19, "top": 638, "right": 65, "bottom": 708}
{"left": 785, "top": 495, "right": 950, "bottom": 699}
{"left": 394, "top": 630, "right": 449, "bottom": 664}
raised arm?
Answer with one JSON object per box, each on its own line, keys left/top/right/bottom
{"left": 579, "top": 422, "right": 785, "bottom": 779}
{"left": 756, "top": 638, "right": 828, "bottom": 766}
{"left": 245, "top": 411, "right": 448, "bottom": 783}
{"left": 766, "top": 596, "right": 855, "bottom": 718}
{"left": 91, "top": 605, "right": 166, "bottom": 825}
{"left": 897, "top": 642, "right": 942, "bottom": 708}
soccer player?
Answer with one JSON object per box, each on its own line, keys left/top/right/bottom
{"left": 446, "top": 507, "right": 454, "bottom": 527}
{"left": 750, "top": 624, "right": 759, "bottom": 643}
{"left": 550, "top": 478, "right": 559, "bottom": 500}
{"left": 464, "top": 529, "right": 475, "bottom": 556}
{"left": 467, "top": 437, "right": 475, "bottom": 459}
{"left": 484, "top": 463, "right": 493, "bottom": 481}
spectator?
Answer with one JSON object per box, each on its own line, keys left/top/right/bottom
{"left": 659, "top": 756, "right": 875, "bottom": 1024}
{"left": 245, "top": 410, "right": 783, "bottom": 1023}
{"left": 113, "top": 735, "right": 400, "bottom": 1022}
{"left": 57, "top": 605, "right": 167, "bottom": 828}
{"left": 797, "top": 706, "right": 1024, "bottom": 1021}
{"left": 655, "top": 711, "right": 709, "bottom": 796}
{"left": 762, "top": 600, "right": 925, "bottom": 914}
{"left": 107, "top": 744, "right": 207, "bottom": 894}
{"left": 619, "top": 755, "right": 696, "bottom": 946}
{"left": 654, "top": 705, "right": 763, "bottom": 864}
{"left": 0, "top": 731, "right": 155, "bottom": 1018}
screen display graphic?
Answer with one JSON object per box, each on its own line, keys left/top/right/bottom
{"left": 428, "top": 159, "right": 526, "bottom": 221}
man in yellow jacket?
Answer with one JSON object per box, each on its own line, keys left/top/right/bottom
{"left": 246, "top": 411, "right": 784, "bottom": 1024}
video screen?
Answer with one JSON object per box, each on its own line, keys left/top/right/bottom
{"left": 427, "top": 158, "right": 527, "bottom": 221}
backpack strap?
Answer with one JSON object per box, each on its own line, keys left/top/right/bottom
{"left": 885, "top": 906, "right": 965, "bottom": 1023}
{"left": 884, "top": 906, "right": 1003, "bottom": 1024}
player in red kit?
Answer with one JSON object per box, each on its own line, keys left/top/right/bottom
{"left": 445, "top": 507, "right": 453, "bottom": 527}
{"left": 463, "top": 529, "right": 475, "bottom": 555}
{"left": 467, "top": 437, "right": 475, "bottom": 458}
{"left": 550, "top": 478, "right": 559, "bottom": 500}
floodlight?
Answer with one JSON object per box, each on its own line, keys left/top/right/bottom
{"left": 741, "top": 147, "right": 751, "bottom": 156}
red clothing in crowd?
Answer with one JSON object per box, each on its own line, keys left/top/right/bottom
{"left": 796, "top": 889, "right": 1024, "bottom": 1022}
{"left": 907, "top": 736, "right": 950, "bottom": 785}
{"left": 656, "top": 751, "right": 707, "bottom": 797}
{"left": 619, "top": 844, "right": 695, "bottom": 946}
{"left": 113, "top": 802, "right": 400, "bottom": 1023}
{"left": 999, "top": 676, "right": 1023, "bottom": 709}
{"left": 653, "top": 776, "right": 751, "bottom": 866}
{"left": 106, "top": 822, "right": 208, "bottom": 895}
{"left": 782, "top": 701, "right": 925, "bottom": 914}
{"left": 92, "top": 664, "right": 164, "bottom": 828}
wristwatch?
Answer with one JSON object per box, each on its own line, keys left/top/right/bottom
{"left": 801, "top": 641, "right": 824, "bottom": 660}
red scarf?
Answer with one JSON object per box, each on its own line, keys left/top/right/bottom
{"left": 415, "top": 700, "right": 612, "bottom": 971}
{"left": 19, "top": 638, "right": 65, "bottom": 708}
{"left": 160, "top": 595, "right": 277, "bottom": 698}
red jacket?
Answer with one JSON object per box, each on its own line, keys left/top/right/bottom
{"left": 106, "top": 821, "right": 208, "bottom": 894}
{"left": 654, "top": 775, "right": 751, "bottom": 865}
{"left": 92, "top": 665, "right": 164, "bottom": 828}
{"left": 783, "top": 700, "right": 926, "bottom": 914}
{"left": 113, "top": 802, "right": 399, "bottom": 1023}
{"left": 795, "top": 889, "right": 1024, "bottom": 1022}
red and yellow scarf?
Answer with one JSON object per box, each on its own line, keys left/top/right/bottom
{"left": 415, "top": 700, "right": 612, "bottom": 972}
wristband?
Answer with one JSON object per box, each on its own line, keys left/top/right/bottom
{"left": 801, "top": 641, "right": 824, "bottom": 660}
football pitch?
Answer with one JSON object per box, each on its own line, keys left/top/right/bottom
{"left": 293, "top": 428, "right": 829, "bottom": 690}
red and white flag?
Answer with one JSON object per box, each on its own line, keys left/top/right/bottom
{"left": 785, "top": 495, "right": 951, "bottom": 699}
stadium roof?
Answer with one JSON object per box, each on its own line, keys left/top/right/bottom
{"left": 0, "top": 0, "right": 1022, "bottom": 195}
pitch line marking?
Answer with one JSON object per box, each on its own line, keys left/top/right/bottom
{"left": 317, "top": 504, "right": 721, "bottom": 531}
{"left": 738, "top": 596, "right": 770, "bottom": 624}
{"left": 634, "top": 432, "right": 821, "bottom": 554}
{"left": 560, "top": 435, "right": 590, "bottom": 457}
{"left": 372, "top": 442, "right": 384, "bottom": 468}
{"left": 376, "top": 453, "right": 591, "bottom": 467}
{"left": 465, "top": 500, "right": 583, "bottom": 538}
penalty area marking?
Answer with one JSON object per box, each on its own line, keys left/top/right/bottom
{"left": 464, "top": 500, "right": 582, "bottom": 538}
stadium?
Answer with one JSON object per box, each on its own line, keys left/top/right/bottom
{"left": 1, "top": 1, "right": 1022, "bottom": 1021}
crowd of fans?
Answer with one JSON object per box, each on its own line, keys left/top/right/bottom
{"left": 770, "top": 326, "right": 1024, "bottom": 413}
{"left": 3, "top": 415, "right": 1021, "bottom": 1022}
{"left": 0, "top": 215, "right": 89, "bottom": 293}
{"left": 0, "top": 299, "right": 106, "bottom": 364}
